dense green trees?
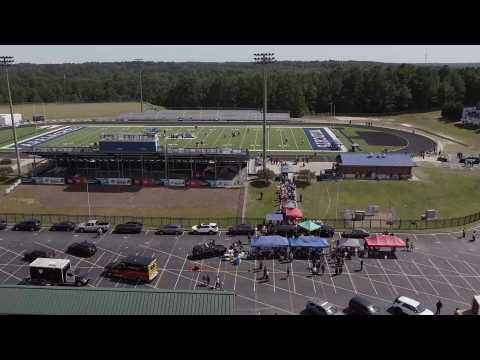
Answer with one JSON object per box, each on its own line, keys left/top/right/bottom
{"left": 2, "top": 61, "right": 480, "bottom": 117}
{"left": 441, "top": 101, "right": 464, "bottom": 121}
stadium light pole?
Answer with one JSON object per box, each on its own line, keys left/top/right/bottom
{"left": 254, "top": 53, "right": 275, "bottom": 173}
{"left": 134, "top": 59, "right": 144, "bottom": 112}
{"left": 1, "top": 56, "right": 22, "bottom": 177}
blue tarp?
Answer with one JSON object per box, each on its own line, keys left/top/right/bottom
{"left": 288, "top": 236, "right": 329, "bottom": 248}
{"left": 251, "top": 235, "right": 289, "bottom": 248}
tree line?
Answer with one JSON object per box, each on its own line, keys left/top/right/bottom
{"left": 1, "top": 61, "right": 479, "bottom": 118}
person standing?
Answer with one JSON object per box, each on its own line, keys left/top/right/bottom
{"left": 462, "top": 229, "right": 466, "bottom": 239}
{"left": 359, "top": 260, "right": 364, "bottom": 271}
{"left": 206, "top": 274, "right": 211, "bottom": 287}
{"left": 286, "top": 266, "right": 290, "bottom": 278}
{"left": 321, "top": 263, "right": 325, "bottom": 275}
{"left": 259, "top": 261, "right": 263, "bottom": 271}
{"left": 435, "top": 299, "right": 443, "bottom": 315}
{"left": 299, "top": 194, "right": 303, "bottom": 202}
{"left": 263, "top": 266, "right": 268, "bottom": 280}
{"left": 405, "top": 238, "right": 410, "bottom": 252}
{"left": 259, "top": 192, "right": 263, "bottom": 200}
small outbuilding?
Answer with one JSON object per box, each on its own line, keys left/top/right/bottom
{"left": 336, "top": 153, "right": 415, "bottom": 180}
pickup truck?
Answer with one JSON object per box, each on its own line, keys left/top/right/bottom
{"left": 76, "top": 220, "right": 111, "bottom": 233}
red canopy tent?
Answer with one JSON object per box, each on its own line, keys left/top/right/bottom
{"left": 285, "top": 207, "right": 304, "bottom": 220}
{"left": 365, "top": 234, "right": 406, "bottom": 248}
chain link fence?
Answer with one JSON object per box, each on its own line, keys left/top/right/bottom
{"left": 1, "top": 212, "right": 480, "bottom": 231}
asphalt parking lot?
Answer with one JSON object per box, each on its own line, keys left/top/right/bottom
{"left": 1, "top": 224, "right": 480, "bottom": 315}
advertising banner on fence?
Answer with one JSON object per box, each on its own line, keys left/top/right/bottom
{"left": 168, "top": 179, "right": 185, "bottom": 187}
{"left": 96, "top": 178, "right": 132, "bottom": 186}
{"left": 32, "top": 177, "right": 65, "bottom": 185}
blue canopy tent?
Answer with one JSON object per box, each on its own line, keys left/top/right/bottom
{"left": 251, "top": 235, "right": 289, "bottom": 248}
{"left": 289, "top": 236, "right": 329, "bottom": 248}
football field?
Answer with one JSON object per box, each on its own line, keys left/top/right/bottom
{"left": 34, "top": 125, "right": 405, "bottom": 153}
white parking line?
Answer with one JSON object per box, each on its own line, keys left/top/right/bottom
{"left": 323, "top": 254, "right": 337, "bottom": 294}
{"left": 308, "top": 260, "right": 316, "bottom": 295}
{"left": 290, "top": 262, "right": 296, "bottom": 293}
{"left": 233, "top": 264, "right": 238, "bottom": 292}
{"left": 153, "top": 235, "right": 182, "bottom": 288}
{"left": 343, "top": 260, "right": 358, "bottom": 294}
{"left": 173, "top": 256, "right": 188, "bottom": 290}
{"left": 394, "top": 259, "right": 419, "bottom": 295}
{"left": 446, "top": 259, "right": 478, "bottom": 293}
{"left": 376, "top": 259, "right": 398, "bottom": 296}
{"left": 411, "top": 259, "right": 440, "bottom": 296}
{"left": 272, "top": 260, "right": 276, "bottom": 293}
{"left": 428, "top": 258, "right": 462, "bottom": 298}
{"left": 253, "top": 260, "right": 256, "bottom": 293}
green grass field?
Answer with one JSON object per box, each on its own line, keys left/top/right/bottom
{"left": 36, "top": 125, "right": 405, "bottom": 153}
{"left": 247, "top": 164, "right": 480, "bottom": 220}
{"left": 0, "top": 126, "right": 51, "bottom": 148}
{"left": 0, "top": 102, "right": 141, "bottom": 120}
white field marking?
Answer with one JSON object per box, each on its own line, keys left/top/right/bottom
{"left": 235, "top": 293, "right": 296, "bottom": 315}
{"left": 323, "top": 254, "right": 337, "bottom": 294}
{"left": 343, "top": 260, "right": 358, "bottom": 294}
{"left": 376, "top": 259, "right": 398, "bottom": 296}
{"left": 411, "top": 259, "right": 440, "bottom": 296}
{"left": 278, "top": 128, "right": 284, "bottom": 148}
{"left": 289, "top": 127, "right": 300, "bottom": 150}
{"left": 445, "top": 259, "right": 478, "bottom": 293}
{"left": 153, "top": 234, "right": 182, "bottom": 288}
{"left": 211, "top": 127, "right": 227, "bottom": 147}
{"left": 394, "top": 259, "right": 419, "bottom": 295}
{"left": 253, "top": 128, "right": 259, "bottom": 148}
{"left": 173, "top": 255, "right": 188, "bottom": 290}
{"left": 239, "top": 127, "right": 249, "bottom": 149}
{"left": 272, "top": 259, "right": 276, "bottom": 293}
{"left": 428, "top": 258, "right": 461, "bottom": 298}
{"left": 0, "top": 125, "right": 71, "bottom": 149}
{"left": 323, "top": 185, "right": 332, "bottom": 219}
{"left": 290, "top": 262, "right": 296, "bottom": 293}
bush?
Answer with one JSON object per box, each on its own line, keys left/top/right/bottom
{"left": 441, "top": 101, "right": 463, "bottom": 122}
{"left": 0, "top": 159, "right": 12, "bottom": 165}
{"left": 256, "top": 168, "right": 276, "bottom": 185}
{"left": 0, "top": 166, "right": 13, "bottom": 175}
{"left": 296, "top": 169, "right": 316, "bottom": 185}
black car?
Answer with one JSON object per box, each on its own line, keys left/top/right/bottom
{"left": 23, "top": 249, "right": 56, "bottom": 263}
{"left": 13, "top": 219, "right": 41, "bottom": 231}
{"left": 0, "top": 219, "right": 7, "bottom": 230}
{"left": 460, "top": 157, "right": 480, "bottom": 164}
{"left": 66, "top": 241, "right": 97, "bottom": 258}
{"left": 191, "top": 241, "right": 226, "bottom": 260}
{"left": 228, "top": 223, "right": 254, "bottom": 236}
{"left": 274, "top": 224, "right": 298, "bottom": 236}
{"left": 50, "top": 221, "right": 76, "bottom": 232}
{"left": 114, "top": 222, "right": 143, "bottom": 234}
{"left": 319, "top": 224, "right": 335, "bottom": 237}
{"left": 341, "top": 228, "right": 370, "bottom": 239}
{"left": 347, "top": 296, "right": 381, "bottom": 315}
{"left": 156, "top": 224, "right": 184, "bottom": 235}
{"left": 304, "top": 301, "right": 344, "bottom": 315}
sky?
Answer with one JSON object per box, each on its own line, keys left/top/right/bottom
{"left": 1, "top": 45, "right": 480, "bottom": 64}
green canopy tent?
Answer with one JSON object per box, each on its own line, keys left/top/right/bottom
{"left": 298, "top": 220, "right": 321, "bottom": 232}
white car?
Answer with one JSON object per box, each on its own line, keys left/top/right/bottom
{"left": 191, "top": 223, "right": 219, "bottom": 235}
{"left": 391, "top": 296, "right": 434, "bottom": 315}
{"left": 222, "top": 249, "right": 247, "bottom": 261}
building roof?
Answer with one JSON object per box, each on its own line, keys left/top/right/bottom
{"left": 338, "top": 153, "right": 415, "bottom": 167}
{"left": 0, "top": 285, "right": 235, "bottom": 315}
{"left": 29, "top": 258, "right": 70, "bottom": 269}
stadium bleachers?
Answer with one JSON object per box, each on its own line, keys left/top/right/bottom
{"left": 117, "top": 109, "right": 290, "bottom": 122}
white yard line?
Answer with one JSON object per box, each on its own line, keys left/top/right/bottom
{"left": 394, "top": 259, "right": 419, "bottom": 295}
{"left": 428, "top": 258, "right": 462, "bottom": 298}
{"left": 211, "top": 127, "right": 227, "bottom": 147}
{"left": 278, "top": 129, "right": 284, "bottom": 148}
{"left": 173, "top": 255, "right": 188, "bottom": 290}
{"left": 289, "top": 127, "right": 300, "bottom": 150}
{"left": 239, "top": 128, "right": 249, "bottom": 149}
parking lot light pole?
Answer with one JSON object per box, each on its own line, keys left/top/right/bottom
{"left": 1, "top": 56, "right": 21, "bottom": 177}
{"left": 254, "top": 53, "right": 275, "bottom": 173}
{"left": 134, "top": 59, "right": 144, "bottom": 112}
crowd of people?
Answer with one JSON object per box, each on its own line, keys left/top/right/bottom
{"left": 277, "top": 178, "right": 297, "bottom": 211}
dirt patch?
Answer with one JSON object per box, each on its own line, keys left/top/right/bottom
{"left": 356, "top": 131, "right": 407, "bottom": 147}
{"left": 0, "top": 185, "right": 242, "bottom": 219}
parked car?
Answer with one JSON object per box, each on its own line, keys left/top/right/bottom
{"left": 20, "top": 258, "right": 89, "bottom": 287}
{"left": 66, "top": 241, "right": 97, "bottom": 258}
{"left": 13, "top": 219, "right": 41, "bottom": 231}
{"left": 76, "top": 220, "right": 111, "bottom": 233}
{"left": 0, "top": 219, "right": 7, "bottom": 230}
{"left": 341, "top": 228, "right": 370, "bottom": 239}
{"left": 228, "top": 223, "right": 254, "bottom": 236}
{"left": 191, "top": 223, "right": 219, "bottom": 235}
{"left": 347, "top": 296, "right": 381, "bottom": 315}
{"left": 103, "top": 256, "right": 159, "bottom": 283}
{"left": 389, "top": 296, "right": 434, "bottom": 315}
{"left": 316, "top": 224, "right": 335, "bottom": 237}
{"left": 274, "top": 224, "right": 298, "bottom": 236}
{"left": 23, "top": 249, "right": 56, "bottom": 263}
{"left": 191, "top": 240, "right": 226, "bottom": 260}
{"left": 156, "top": 224, "right": 184, "bottom": 235}
{"left": 50, "top": 221, "right": 76, "bottom": 232}
{"left": 460, "top": 156, "right": 480, "bottom": 164}
{"left": 114, "top": 222, "right": 143, "bottom": 234}
{"left": 304, "top": 300, "right": 344, "bottom": 315}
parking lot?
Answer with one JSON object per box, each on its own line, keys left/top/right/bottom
{"left": 1, "top": 224, "right": 480, "bottom": 315}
